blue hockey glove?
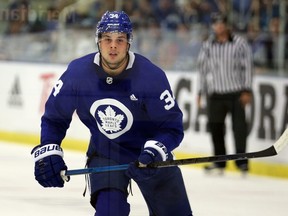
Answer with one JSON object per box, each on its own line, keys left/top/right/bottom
{"left": 31, "top": 144, "right": 69, "bottom": 187}
{"left": 126, "top": 141, "right": 168, "bottom": 182}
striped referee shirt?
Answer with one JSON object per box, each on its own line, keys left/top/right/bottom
{"left": 197, "top": 33, "right": 253, "bottom": 95}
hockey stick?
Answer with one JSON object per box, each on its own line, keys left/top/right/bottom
{"left": 64, "top": 128, "right": 288, "bottom": 177}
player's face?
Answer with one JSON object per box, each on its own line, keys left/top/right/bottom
{"left": 98, "top": 32, "right": 129, "bottom": 72}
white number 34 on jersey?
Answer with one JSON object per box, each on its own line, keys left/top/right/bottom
{"left": 160, "top": 89, "right": 175, "bottom": 110}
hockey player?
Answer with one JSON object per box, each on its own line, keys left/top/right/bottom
{"left": 31, "top": 11, "right": 192, "bottom": 216}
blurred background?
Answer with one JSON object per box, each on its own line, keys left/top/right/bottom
{"left": 1, "top": 3, "right": 288, "bottom": 215}
{"left": 0, "top": 0, "right": 287, "bottom": 74}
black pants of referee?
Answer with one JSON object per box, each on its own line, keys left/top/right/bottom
{"left": 207, "top": 92, "right": 248, "bottom": 169}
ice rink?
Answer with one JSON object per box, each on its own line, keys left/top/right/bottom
{"left": 1, "top": 141, "right": 288, "bottom": 216}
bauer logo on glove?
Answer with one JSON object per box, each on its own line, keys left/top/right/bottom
{"left": 32, "top": 144, "right": 63, "bottom": 162}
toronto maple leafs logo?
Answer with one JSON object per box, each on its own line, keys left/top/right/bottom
{"left": 90, "top": 99, "right": 133, "bottom": 139}
{"left": 98, "top": 106, "right": 124, "bottom": 133}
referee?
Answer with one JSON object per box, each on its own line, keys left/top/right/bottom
{"left": 197, "top": 12, "right": 253, "bottom": 175}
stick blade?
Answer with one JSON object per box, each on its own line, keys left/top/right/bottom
{"left": 273, "top": 128, "right": 288, "bottom": 154}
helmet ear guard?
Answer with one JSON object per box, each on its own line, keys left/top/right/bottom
{"left": 95, "top": 11, "right": 133, "bottom": 44}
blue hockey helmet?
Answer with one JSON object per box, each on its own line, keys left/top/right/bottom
{"left": 96, "top": 11, "right": 133, "bottom": 43}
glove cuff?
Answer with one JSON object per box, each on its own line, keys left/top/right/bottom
{"left": 32, "top": 144, "right": 63, "bottom": 162}
{"left": 144, "top": 140, "right": 168, "bottom": 161}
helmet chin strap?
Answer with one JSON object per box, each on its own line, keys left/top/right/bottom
{"left": 97, "top": 42, "right": 101, "bottom": 53}
{"left": 101, "top": 53, "right": 129, "bottom": 73}
{"left": 96, "top": 40, "right": 130, "bottom": 72}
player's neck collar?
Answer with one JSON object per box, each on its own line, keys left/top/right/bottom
{"left": 94, "top": 51, "right": 135, "bottom": 70}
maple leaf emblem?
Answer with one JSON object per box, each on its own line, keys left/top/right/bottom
{"left": 97, "top": 106, "right": 124, "bottom": 133}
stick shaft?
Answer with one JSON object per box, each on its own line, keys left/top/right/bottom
{"left": 65, "top": 128, "right": 288, "bottom": 176}
{"left": 64, "top": 145, "right": 276, "bottom": 176}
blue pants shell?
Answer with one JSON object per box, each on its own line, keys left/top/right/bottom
{"left": 88, "top": 155, "right": 192, "bottom": 216}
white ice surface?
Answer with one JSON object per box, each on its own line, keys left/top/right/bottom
{"left": 1, "top": 141, "right": 288, "bottom": 216}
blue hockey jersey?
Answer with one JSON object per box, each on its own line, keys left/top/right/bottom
{"left": 41, "top": 51, "right": 184, "bottom": 164}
